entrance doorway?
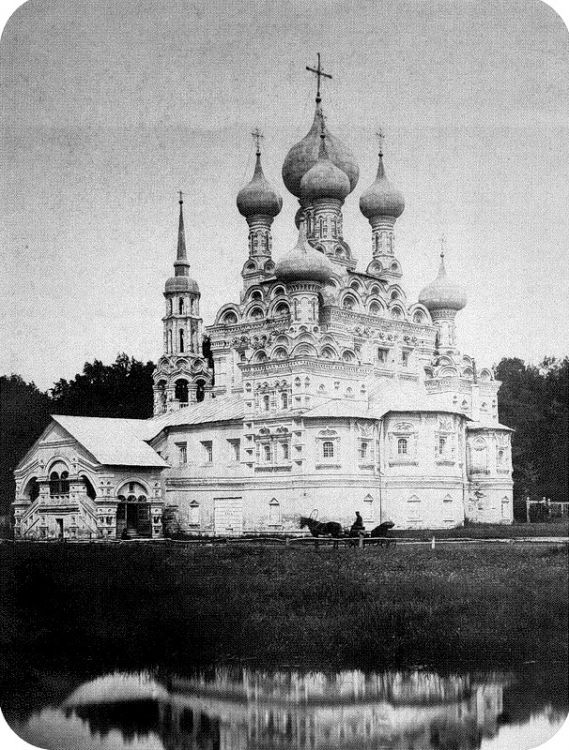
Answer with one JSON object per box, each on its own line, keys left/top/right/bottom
{"left": 56, "top": 518, "right": 64, "bottom": 539}
{"left": 214, "top": 497, "right": 243, "bottom": 536}
{"left": 116, "top": 482, "right": 152, "bottom": 538}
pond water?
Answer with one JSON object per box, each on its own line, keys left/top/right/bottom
{"left": 3, "top": 661, "right": 567, "bottom": 750}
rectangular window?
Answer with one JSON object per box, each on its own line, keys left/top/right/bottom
{"left": 377, "top": 348, "right": 388, "bottom": 363}
{"left": 359, "top": 440, "right": 369, "bottom": 460}
{"left": 281, "top": 442, "right": 290, "bottom": 461}
{"left": 176, "top": 442, "right": 187, "bottom": 465}
{"left": 438, "top": 436, "right": 447, "bottom": 456}
{"left": 201, "top": 440, "right": 213, "bottom": 463}
{"left": 401, "top": 350, "right": 410, "bottom": 366}
{"left": 228, "top": 439, "right": 240, "bottom": 462}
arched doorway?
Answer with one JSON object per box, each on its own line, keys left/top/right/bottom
{"left": 116, "top": 481, "right": 151, "bottom": 538}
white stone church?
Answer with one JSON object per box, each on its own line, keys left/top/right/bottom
{"left": 13, "top": 80, "right": 513, "bottom": 539}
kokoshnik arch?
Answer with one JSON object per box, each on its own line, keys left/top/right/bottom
{"left": 13, "top": 59, "right": 513, "bottom": 539}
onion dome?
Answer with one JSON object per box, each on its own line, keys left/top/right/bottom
{"left": 300, "top": 134, "right": 351, "bottom": 201}
{"left": 275, "top": 219, "right": 334, "bottom": 284}
{"left": 237, "top": 151, "right": 282, "bottom": 218}
{"left": 419, "top": 253, "right": 467, "bottom": 311}
{"left": 165, "top": 275, "right": 200, "bottom": 294}
{"left": 282, "top": 102, "right": 359, "bottom": 197}
{"left": 165, "top": 195, "right": 199, "bottom": 295}
{"left": 360, "top": 152, "right": 405, "bottom": 219}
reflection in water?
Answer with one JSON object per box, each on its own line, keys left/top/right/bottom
{"left": 7, "top": 665, "right": 567, "bottom": 750}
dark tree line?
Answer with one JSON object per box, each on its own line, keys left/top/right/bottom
{"left": 1, "top": 353, "right": 567, "bottom": 519}
{"left": 495, "top": 356, "right": 568, "bottom": 515}
{"left": 0, "top": 354, "right": 154, "bottom": 516}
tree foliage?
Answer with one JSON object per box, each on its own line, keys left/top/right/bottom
{"left": 495, "top": 356, "right": 568, "bottom": 509}
{"left": 0, "top": 375, "right": 52, "bottom": 518}
{"left": 50, "top": 353, "right": 155, "bottom": 419}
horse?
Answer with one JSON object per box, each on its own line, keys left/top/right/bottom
{"left": 299, "top": 516, "right": 343, "bottom": 539}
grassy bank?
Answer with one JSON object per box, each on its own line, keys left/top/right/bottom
{"left": 394, "top": 521, "right": 569, "bottom": 539}
{"left": 1, "top": 543, "right": 567, "bottom": 680}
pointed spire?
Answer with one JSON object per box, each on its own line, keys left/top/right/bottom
{"left": 174, "top": 192, "right": 190, "bottom": 277}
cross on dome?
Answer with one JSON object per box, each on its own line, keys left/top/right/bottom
{"left": 306, "top": 52, "right": 332, "bottom": 103}
{"left": 178, "top": 190, "right": 184, "bottom": 205}
{"left": 440, "top": 234, "right": 446, "bottom": 259}
{"left": 251, "top": 127, "right": 264, "bottom": 155}
{"left": 375, "top": 128, "right": 385, "bottom": 156}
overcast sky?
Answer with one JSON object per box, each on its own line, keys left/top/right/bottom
{"left": 1, "top": 0, "right": 568, "bottom": 391}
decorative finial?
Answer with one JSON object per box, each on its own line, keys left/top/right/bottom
{"left": 178, "top": 190, "right": 184, "bottom": 205}
{"left": 440, "top": 234, "right": 446, "bottom": 259}
{"left": 306, "top": 52, "right": 332, "bottom": 103}
{"left": 251, "top": 127, "right": 264, "bottom": 156}
{"left": 375, "top": 128, "right": 385, "bottom": 156}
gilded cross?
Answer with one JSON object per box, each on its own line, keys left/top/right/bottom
{"left": 251, "top": 127, "right": 264, "bottom": 155}
{"left": 306, "top": 53, "right": 332, "bottom": 101}
{"left": 375, "top": 128, "right": 385, "bottom": 155}
{"left": 440, "top": 234, "right": 446, "bottom": 259}
{"left": 178, "top": 190, "right": 184, "bottom": 204}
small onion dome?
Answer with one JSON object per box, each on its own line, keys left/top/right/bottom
{"left": 165, "top": 275, "right": 200, "bottom": 294}
{"left": 275, "top": 220, "right": 334, "bottom": 284}
{"left": 418, "top": 255, "right": 467, "bottom": 311}
{"left": 359, "top": 153, "right": 405, "bottom": 220}
{"left": 236, "top": 153, "right": 282, "bottom": 218}
{"left": 300, "top": 135, "right": 351, "bottom": 201}
{"left": 282, "top": 103, "right": 359, "bottom": 198}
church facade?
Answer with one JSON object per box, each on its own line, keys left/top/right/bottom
{"left": 13, "top": 82, "right": 513, "bottom": 539}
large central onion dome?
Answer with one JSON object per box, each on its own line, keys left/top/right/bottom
{"left": 237, "top": 152, "right": 282, "bottom": 218}
{"left": 359, "top": 152, "right": 405, "bottom": 219}
{"left": 275, "top": 219, "right": 334, "bottom": 284}
{"left": 419, "top": 254, "right": 467, "bottom": 311}
{"left": 282, "top": 103, "right": 359, "bottom": 198}
{"left": 300, "top": 134, "right": 350, "bottom": 201}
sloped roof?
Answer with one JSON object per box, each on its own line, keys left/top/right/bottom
{"left": 52, "top": 415, "right": 169, "bottom": 467}
{"left": 303, "top": 399, "right": 472, "bottom": 421}
{"left": 467, "top": 421, "right": 513, "bottom": 431}
{"left": 144, "top": 395, "right": 244, "bottom": 439}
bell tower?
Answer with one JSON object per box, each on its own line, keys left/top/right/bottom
{"left": 152, "top": 194, "right": 212, "bottom": 415}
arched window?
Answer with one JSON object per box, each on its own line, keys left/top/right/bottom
{"left": 398, "top": 438, "right": 408, "bottom": 455}
{"left": 179, "top": 298, "right": 184, "bottom": 315}
{"left": 369, "top": 301, "right": 380, "bottom": 315}
{"left": 168, "top": 299, "right": 173, "bottom": 315}
{"left": 250, "top": 307, "right": 264, "bottom": 320}
{"left": 251, "top": 290, "right": 263, "bottom": 301}
{"left": 223, "top": 311, "right": 238, "bottom": 325}
{"left": 175, "top": 379, "right": 189, "bottom": 404}
{"left": 281, "top": 442, "right": 289, "bottom": 461}
{"left": 196, "top": 379, "right": 206, "bottom": 403}
{"left": 323, "top": 441, "right": 334, "bottom": 458}
{"left": 263, "top": 444, "right": 272, "bottom": 462}
{"left": 343, "top": 296, "right": 355, "bottom": 310}
{"left": 275, "top": 302, "right": 289, "bottom": 317}
{"left": 49, "top": 472, "right": 60, "bottom": 496}
{"left": 167, "top": 331, "right": 173, "bottom": 353}
{"left": 179, "top": 328, "right": 185, "bottom": 353}
{"left": 50, "top": 471, "right": 69, "bottom": 495}
{"left": 281, "top": 391, "right": 288, "bottom": 409}
{"left": 263, "top": 394, "right": 270, "bottom": 411}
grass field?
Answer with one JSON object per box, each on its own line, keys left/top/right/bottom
{"left": 1, "top": 541, "right": 567, "bottom": 682}
{"left": 394, "top": 521, "right": 569, "bottom": 539}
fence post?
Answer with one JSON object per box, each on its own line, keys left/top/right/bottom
{"left": 358, "top": 534, "right": 364, "bottom": 549}
{"left": 526, "top": 497, "right": 531, "bottom": 524}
